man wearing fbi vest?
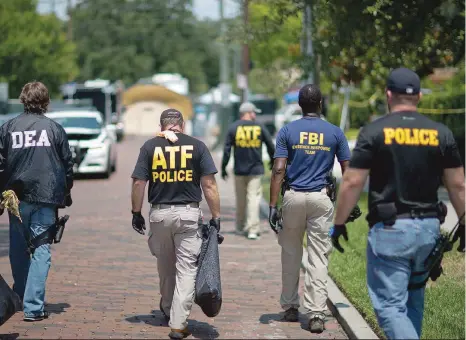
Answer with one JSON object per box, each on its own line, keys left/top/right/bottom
{"left": 130, "top": 109, "right": 221, "bottom": 340}
{"left": 221, "top": 102, "right": 275, "bottom": 240}
{"left": 269, "top": 84, "right": 351, "bottom": 333}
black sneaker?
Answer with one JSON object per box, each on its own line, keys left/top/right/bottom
{"left": 309, "top": 315, "right": 325, "bottom": 333}
{"left": 160, "top": 298, "right": 170, "bottom": 322}
{"left": 283, "top": 307, "right": 299, "bottom": 322}
{"left": 168, "top": 328, "right": 191, "bottom": 339}
{"left": 24, "top": 311, "right": 50, "bottom": 322}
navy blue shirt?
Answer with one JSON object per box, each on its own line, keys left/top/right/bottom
{"left": 274, "top": 117, "right": 351, "bottom": 192}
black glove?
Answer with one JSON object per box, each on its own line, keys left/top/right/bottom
{"left": 346, "top": 205, "right": 362, "bottom": 223}
{"left": 329, "top": 224, "right": 348, "bottom": 253}
{"left": 209, "top": 218, "right": 224, "bottom": 244}
{"left": 210, "top": 217, "right": 221, "bottom": 232}
{"left": 132, "top": 211, "right": 146, "bottom": 235}
{"left": 269, "top": 206, "right": 280, "bottom": 234}
{"left": 452, "top": 221, "right": 465, "bottom": 252}
{"left": 221, "top": 168, "right": 228, "bottom": 181}
{"left": 65, "top": 193, "right": 73, "bottom": 207}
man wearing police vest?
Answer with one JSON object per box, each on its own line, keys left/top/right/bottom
{"left": 130, "top": 109, "right": 221, "bottom": 340}
{"left": 222, "top": 102, "right": 275, "bottom": 240}
{"left": 331, "top": 67, "right": 465, "bottom": 339}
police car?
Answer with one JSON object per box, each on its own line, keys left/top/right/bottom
{"left": 46, "top": 110, "right": 117, "bottom": 178}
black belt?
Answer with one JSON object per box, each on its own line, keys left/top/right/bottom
{"left": 152, "top": 202, "right": 199, "bottom": 209}
{"left": 396, "top": 210, "right": 439, "bottom": 220}
{"left": 368, "top": 209, "right": 439, "bottom": 228}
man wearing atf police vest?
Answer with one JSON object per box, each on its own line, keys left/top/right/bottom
{"left": 222, "top": 102, "right": 275, "bottom": 240}
{"left": 131, "top": 109, "right": 221, "bottom": 340}
{"left": 331, "top": 68, "right": 465, "bottom": 339}
{"left": 269, "top": 84, "right": 356, "bottom": 333}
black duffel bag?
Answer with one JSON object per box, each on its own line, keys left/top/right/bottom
{"left": 0, "top": 274, "right": 22, "bottom": 326}
{"left": 194, "top": 223, "right": 223, "bottom": 317}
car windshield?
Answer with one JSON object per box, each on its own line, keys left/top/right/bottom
{"left": 52, "top": 116, "right": 101, "bottom": 129}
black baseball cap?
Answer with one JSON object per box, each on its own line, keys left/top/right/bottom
{"left": 387, "top": 67, "right": 421, "bottom": 95}
{"left": 160, "top": 109, "right": 183, "bottom": 123}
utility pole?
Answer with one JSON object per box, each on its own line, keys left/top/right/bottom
{"left": 67, "top": 0, "right": 73, "bottom": 41}
{"left": 50, "top": 0, "right": 56, "bottom": 14}
{"left": 240, "top": 0, "right": 250, "bottom": 103}
{"left": 302, "top": 0, "right": 315, "bottom": 85}
{"left": 215, "top": 0, "right": 231, "bottom": 149}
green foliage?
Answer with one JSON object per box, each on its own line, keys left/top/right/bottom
{"left": 71, "top": 0, "right": 220, "bottom": 93}
{"left": 0, "top": 0, "right": 78, "bottom": 97}
{"left": 311, "top": 0, "right": 465, "bottom": 87}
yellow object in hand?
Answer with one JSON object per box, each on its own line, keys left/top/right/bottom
{"left": 1, "top": 190, "right": 22, "bottom": 223}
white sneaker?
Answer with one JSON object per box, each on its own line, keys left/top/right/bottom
{"left": 247, "top": 232, "right": 259, "bottom": 240}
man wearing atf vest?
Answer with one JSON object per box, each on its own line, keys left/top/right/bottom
{"left": 131, "top": 109, "right": 221, "bottom": 340}
{"left": 0, "top": 82, "right": 74, "bottom": 322}
{"left": 222, "top": 102, "right": 275, "bottom": 240}
{"left": 269, "top": 84, "right": 354, "bottom": 333}
{"left": 331, "top": 68, "right": 465, "bottom": 339}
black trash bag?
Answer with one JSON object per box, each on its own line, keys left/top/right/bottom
{"left": 195, "top": 224, "right": 222, "bottom": 317}
{"left": 0, "top": 275, "right": 22, "bottom": 326}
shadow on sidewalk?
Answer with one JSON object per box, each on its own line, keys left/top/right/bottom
{"left": 259, "top": 313, "right": 309, "bottom": 330}
{"left": 0, "top": 224, "right": 10, "bottom": 258}
{"left": 46, "top": 302, "right": 71, "bottom": 314}
{"left": 125, "top": 313, "right": 219, "bottom": 339}
{"left": 0, "top": 333, "right": 19, "bottom": 340}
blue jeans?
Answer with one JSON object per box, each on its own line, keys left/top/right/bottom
{"left": 367, "top": 218, "right": 440, "bottom": 339}
{"left": 9, "top": 201, "right": 56, "bottom": 318}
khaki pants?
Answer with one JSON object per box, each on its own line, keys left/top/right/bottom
{"left": 278, "top": 188, "right": 334, "bottom": 317}
{"left": 234, "top": 175, "right": 262, "bottom": 235}
{"left": 148, "top": 205, "right": 202, "bottom": 330}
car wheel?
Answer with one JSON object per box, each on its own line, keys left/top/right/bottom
{"left": 103, "top": 156, "right": 112, "bottom": 179}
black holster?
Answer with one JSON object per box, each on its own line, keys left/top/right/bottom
{"left": 325, "top": 172, "right": 337, "bottom": 202}
{"left": 281, "top": 176, "right": 290, "bottom": 197}
{"left": 28, "top": 213, "right": 69, "bottom": 255}
{"left": 408, "top": 233, "right": 452, "bottom": 290}
{"left": 368, "top": 202, "right": 397, "bottom": 227}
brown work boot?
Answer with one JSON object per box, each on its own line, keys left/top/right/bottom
{"left": 308, "top": 314, "right": 325, "bottom": 333}
{"left": 283, "top": 307, "right": 299, "bottom": 322}
{"left": 168, "top": 327, "right": 191, "bottom": 339}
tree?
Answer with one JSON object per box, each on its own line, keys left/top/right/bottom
{"left": 70, "top": 0, "right": 221, "bottom": 93}
{"left": 0, "top": 0, "right": 79, "bottom": 97}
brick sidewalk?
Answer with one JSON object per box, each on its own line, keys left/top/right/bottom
{"left": 0, "top": 136, "right": 347, "bottom": 339}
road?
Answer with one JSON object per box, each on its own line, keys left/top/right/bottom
{"left": 0, "top": 135, "right": 346, "bottom": 339}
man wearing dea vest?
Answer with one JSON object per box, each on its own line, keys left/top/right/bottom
{"left": 222, "top": 102, "right": 275, "bottom": 240}
{"left": 0, "top": 81, "right": 74, "bottom": 322}
{"left": 131, "top": 109, "right": 221, "bottom": 340}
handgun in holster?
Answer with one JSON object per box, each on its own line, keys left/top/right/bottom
{"left": 26, "top": 211, "right": 69, "bottom": 255}
{"left": 325, "top": 172, "right": 337, "bottom": 203}
{"left": 408, "top": 202, "right": 453, "bottom": 290}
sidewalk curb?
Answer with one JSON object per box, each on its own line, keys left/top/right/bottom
{"left": 301, "top": 248, "right": 379, "bottom": 340}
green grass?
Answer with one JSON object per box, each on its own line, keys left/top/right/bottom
{"left": 261, "top": 177, "right": 465, "bottom": 339}
{"left": 345, "top": 128, "right": 361, "bottom": 140}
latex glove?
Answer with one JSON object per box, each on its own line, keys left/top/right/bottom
{"left": 329, "top": 224, "right": 348, "bottom": 253}
{"left": 157, "top": 130, "right": 178, "bottom": 143}
{"left": 132, "top": 211, "right": 146, "bottom": 235}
